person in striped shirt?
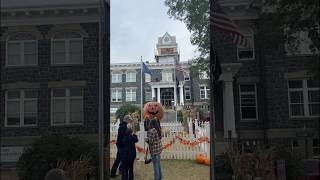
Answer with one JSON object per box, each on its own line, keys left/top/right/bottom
{"left": 145, "top": 118, "right": 163, "bottom": 180}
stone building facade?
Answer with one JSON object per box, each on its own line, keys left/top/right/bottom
{"left": 213, "top": 0, "right": 319, "bottom": 159}
{"left": 0, "top": 0, "right": 109, "bottom": 165}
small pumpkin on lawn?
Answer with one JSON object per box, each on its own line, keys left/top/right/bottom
{"left": 196, "top": 154, "right": 206, "bottom": 164}
{"left": 204, "top": 158, "right": 210, "bottom": 166}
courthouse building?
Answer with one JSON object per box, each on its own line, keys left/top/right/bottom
{"left": 110, "top": 32, "right": 210, "bottom": 117}
{"left": 111, "top": 1, "right": 319, "bottom": 161}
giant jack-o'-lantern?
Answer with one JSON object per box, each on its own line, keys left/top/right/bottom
{"left": 143, "top": 102, "right": 164, "bottom": 121}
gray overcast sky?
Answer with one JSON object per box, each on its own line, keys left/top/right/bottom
{"left": 111, "top": 0, "right": 199, "bottom": 63}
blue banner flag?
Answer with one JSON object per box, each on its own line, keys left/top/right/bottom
{"left": 142, "top": 62, "right": 151, "bottom": 74}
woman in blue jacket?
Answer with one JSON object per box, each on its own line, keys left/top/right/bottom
{"left": 110, "top": 115, "right": 130, "bottom": 177}
{"left": 121, "top": 128, "right": 138, "bottom": 180}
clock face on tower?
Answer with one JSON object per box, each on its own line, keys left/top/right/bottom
{"left": 163, "top": 36, "right": 171, "bottom": 44}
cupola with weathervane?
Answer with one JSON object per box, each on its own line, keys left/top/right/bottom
{"left": 155, "top": 32, "right": 179, "bottom": 63}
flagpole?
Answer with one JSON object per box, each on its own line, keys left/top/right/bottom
{"left": 139, "top": 56, "right": 145, "bottom": 162}
{"left": 174, "top": 59, "right": 177, "bottom": 123}
{"left": 140, "top": 56, "right": 143, "bottom": 123}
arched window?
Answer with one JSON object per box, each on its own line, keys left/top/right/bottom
{"left": 237, "top": 28, "right": 255, "bottom": 60}
{"left": 52, "top": 32, "right": 83, "bottom": 64}
{"left": 6, "top": 33, "right": 38, "bottom": 66}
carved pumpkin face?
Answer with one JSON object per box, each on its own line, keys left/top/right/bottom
{"left": 143, "top": 102, "right": 164, "bottom": 120}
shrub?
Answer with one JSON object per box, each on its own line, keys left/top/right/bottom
{"left": 195, "top": 107, "right": 208, "bottom": 121}
{"left": 220, "top": 145, "right": 303, "bottom": 180}
{"left": 115, "top": 103, "right": 141, "bottom": 121}
{"left": 177, "top": 111, "right": 183, "bottom": 123}
{"left": 17, "top": 135, "right": 98, "bottom": 180}
{"left": 188, "top": 106, "right": 207, "bottom": 121}
{"left": 273, "top": 145, "right": 303, "bottom": 180}
{"left": 57, "top": 155, "right": 94, "bottom": 180}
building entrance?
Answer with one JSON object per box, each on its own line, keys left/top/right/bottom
{"left": 160, "top": 88, "right": 174, "bottom": 109}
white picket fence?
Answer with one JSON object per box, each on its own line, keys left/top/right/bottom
{"left": 110, "top": 119, "right": 210, "bottom": 160}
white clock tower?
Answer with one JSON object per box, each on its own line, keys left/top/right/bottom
{"left": 155, "top": 32, "right": 180, "bottom": 63}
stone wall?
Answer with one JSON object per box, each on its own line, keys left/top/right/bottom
{"left": 0, "top": 23, "right": 101, "bottom": 137}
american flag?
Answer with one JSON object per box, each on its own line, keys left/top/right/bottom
{"left": 211, "top": 1, "right": 248, "bottom": 47}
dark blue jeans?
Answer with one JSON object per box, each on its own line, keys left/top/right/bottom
{"left": 110, "top": 151, "right": 122, "bottom": 176}
{"left": 151, "top": 154, "right": 162, "bottom": 180}
{"left": 121, "top": 156, "right": 135, "bottom": 180}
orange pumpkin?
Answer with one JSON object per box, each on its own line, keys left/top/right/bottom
{"left": 204, "top": 158, "right": 210, "bottom": 166}
{"left": 196, "top": 154, "right": 206, "bottom": 164}
{"left": 144, "top": 102, "right": 164, "bottom": 121}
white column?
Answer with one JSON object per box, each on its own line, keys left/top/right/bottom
{"left": 223, "top": 79, "right": 237, "bottom": 138}
{"left": 173, "top": 86, "right": 177, "bottom": 106}
{"left": 179, "top": 85, "right": 184, "bottom": 105}
{"left": 157, "top": 88, "right": 161, "bottom": 103}
{"left": 151, "top": 87, "right": 155, "bottom": 101}
{"left": 188, "top": 117, "right": 193, "bottom": 138}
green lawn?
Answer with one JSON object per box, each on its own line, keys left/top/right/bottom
{"left": 110, "top": 159, "right": 210, "bottom": 180}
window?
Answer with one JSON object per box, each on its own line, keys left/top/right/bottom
{"left": 6, "top": 33, "right": 38, "bottom": 66}
{"left": 184, "top": 73, "right": 190, "bottom": 81}
{"left": 51, "top": 88, "right": 83, "bottom": 125}
{"left": 126, "top": 88, "right": 136, "bottom": 102}
{"left": 111, "top": 88, "right": 122, "bottom": 102}
{"left": 237, "top": 28, "right": 255, "bottom": 60}
{"left": 145, "top": 74, "right": 151, "bottom": 82}
{"left": 163, "top": 35, "right": 171, "bottom": 44}
{"left": 126, "top": 71, "right": 136, "bottom": 82}
{"left": 199, "top": 71, "right": 209, "bottom": 79}
{"left": 162, "top": 70, "right": 172, "bottom": 81}
{"left": 145, "top": 88, "right": 152, "bottom": 102}
{"left": 239, "top": 84, "right": 258, "bottom": 120}
{"left": 288, "top": 79, "right": 320, "bottom": 117}
{"left": 52, "top": 32, "right": 83, "bottom": 64}
{"left": 201, "top": 104, "right": 210, "bottom": 110}
{"left": 200, "top": 85, "right": 210, "bottom": 99}
{"left": 184, "top": 86, "right": 191, "bottom": 100}
{"left": 5, "top": 89, "right": 37, "bottom": 127}
{"left": 313, "top": 139, "right": 320, "bottom": 158}
{"left": 112, "top": 72, "right": 122, "bottom": 83}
